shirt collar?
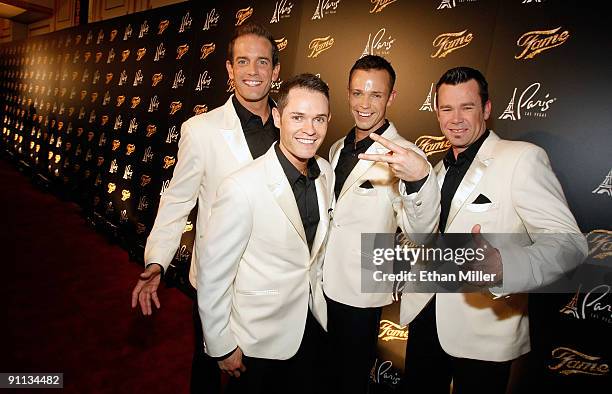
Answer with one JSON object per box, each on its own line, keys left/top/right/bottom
{"left": 443, "top": 129, "right": 490, "bottom": 169}
{"left": 345, "top": 119, "right": 390, "bottom": 149}
{"left": 275, "top": 143, "right": 321, "bottom": 184}
{"left": 232, "top": 95, "right": 276, "bottom": 128}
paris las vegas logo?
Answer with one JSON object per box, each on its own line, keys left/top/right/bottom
{"left": 311, "top": 0, "right": 340, "bottom": 20}
{"left": 592, "top": 169, "right": 612, "bottom": 198}
{"left": 437, "top": 0, "right": 478, "bottom": 10}
{"left": 498, "top": 82, "right": 557, "bottom": 121}
{"left": 270, "top": 0, "right": 294, "bottom": 24}
{"left": 361, "top": 27, "right": 396, "bottom": 58}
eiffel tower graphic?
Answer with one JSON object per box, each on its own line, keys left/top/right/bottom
{"left": 498, "top": 88, "right": 517, "bottom": 120}
{"left": 559, "top": 284, "right": 581, "bottom": 319}
{"left": 312, "top": 0, "right": 324, "bottom": 20}
{"left": 419, "top": 83, "right": 435, "bottom": 112}
{"left": 438, "top": 0, "right": 456, "bottom": 9}
{"left": 592, "top": 169, "right": 612, "bottom": 197}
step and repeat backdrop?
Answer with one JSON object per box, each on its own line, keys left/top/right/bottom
{"left": 1, "top": 0, "right": 610, "bottom": 391}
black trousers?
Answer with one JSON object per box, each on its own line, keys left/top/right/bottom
{"left": 191, "top": 302, "right": 221, "bottom": 394}
{"left": 326, "top": 295, "right": 382, "bottom": 394}
{"left": 402, "top": 297, "right": 512, "bottom": 394}
{"left": 225, "top": 310, "right": 327, "bottom": 394}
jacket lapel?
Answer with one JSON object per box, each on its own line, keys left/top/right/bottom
{"left": 337, "top": 125, "right": 399, "bottom": 200}
{"left": 265, "top": 146, "right": 307, "bottom": 245}
{"left": 309, "top": 163, "right": 330, "bottom": 262}
{"left": 442, "top": 131, "right": 499, "bottom": 229}
{"left": 219, "top": 96, "right": 253, "bottom": 166}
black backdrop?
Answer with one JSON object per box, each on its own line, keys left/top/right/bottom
{"left": 1, "top": 0, "right": 610, "bottom": 391}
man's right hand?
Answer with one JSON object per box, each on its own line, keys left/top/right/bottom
{"left": 131, "top": 264, "right": 162, "bottom": 315}
{"left": 218, "top": 347, "right": 247, "bottom": 378}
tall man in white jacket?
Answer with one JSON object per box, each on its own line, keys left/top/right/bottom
{"left": 130, "top": 23, "right": 281, "bottom": 393}
{"left": 324, "top": 55, "right": 440, "bottom": 393}
{"left": 197, "top": 73, "right": 333, "bottom": 394}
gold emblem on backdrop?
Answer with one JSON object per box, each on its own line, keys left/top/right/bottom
{"left": 101, "top": 115, "right": 109, "bottom": 125}
{"left": 107, "top": 183, "right": 116, "bottom": 193}
{"left": 121, "top": 190, "right": 131, "bottom": 201}
{"left": 235, "top": 7, "right": 254, "bottom": 26}
{"left": 378, "top": 320, "right": 408, "bottom": 341}
{"left": 116, "top": 95, "right": 125, "bottom": 107}
{"left": 515, "top": 27, "right": 570, "bottom": 60}
{"left": 548, "top": 347, "right": 609, "bottom": 376}
{"left": 370, "top": 0, "right": 397, "bottom": 14}
{"left": 151, "top": 73, "right": 163, "bottom": 86}
{"left": 184, "top": 221, "right": 194, "bottom": 232}
{"left": 95, "top": 51, "right": 103, "bottom": 63}
{"left": 146, "top": 124, "right": 157, "bottom": 137}
{"left": 163, "top": 156, "right": 176, "bottom": 169}
{"left": 308, "top": 36, "right": 334, "bottom": 58}
{"left": 169, "top": 101, "right": 182, "bottom": 115}
{"left": 587, "top": 229, "right": 612, "bottom": 260}
{"left": 193, "top": 104, "right": 208, "bottom": 115}
{"left": 131, "top": 96, "right": 141, "bottom": 108}
{"left": 121, "top": 49, "right": 130, "bottom": 62}
{"left": 431, "top": 30, "right": 473, "bottom": 58}
{"left": 158, "top": 20, "right": 170, "bottom": 35}
{"left": 176, "top": 44, "right": 189, "bottom": 60}
{"left": 91, "top": 92, "right": 99, "bottom": 103}
{"left": 112, "top": 139, "right": 121, "bottom": 151}
{"left": 275, "top": 37, "right": 288, "bottom": 51}
{"left": 126, "top": 144, "right": 136, "bottom": 155}
{"left": 136, "top": 48, "right": 146, "bottom": 61}
{"left": 110, "top": 29, "right": 118, "bottom": 42}
{"left": 140, "top": 174, "right": 151, "bottom": 187}
{"left": 105, "top": 73, "right": 113, "bottom": 84}
{"left": 84, "top": 51, "right": 91, "bottom": 62}
{"left": 415, "top": 135, "right": 451, "bottom": 156}
{"left": 200, "top": 43, "right": 216, "bottom": 60}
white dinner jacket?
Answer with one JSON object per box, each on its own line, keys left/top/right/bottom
{"left": 324, "top": 123, "right": 440, "bottom": 307}
{"left": 400, "top": 130, "right": 587, "bottom": 362}
{"left": 144, "top": 96, "right": 254, "bottom": 287}
{"left": 197, "top": 145, "right": 334, "bottom": 360}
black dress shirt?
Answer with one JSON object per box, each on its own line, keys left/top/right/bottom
{"left": 232, "top": 95, "right": 279, "bottom": 159}
{"left": 334, "top": 120, "right": 390, "bottom": 199}
{"left": 275, "top": 144, "right": 321, "bottom": 251}
{"left": 439, "top": 129, "right": 490, "bottom": 233}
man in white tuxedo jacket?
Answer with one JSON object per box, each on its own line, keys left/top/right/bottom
{"left": 130, "top": 23, "right": 281, "bottom": 393}
{"left": 323, "top": 55, "right": 440, "bottom": 393}
{"left": 197, "top": 74, "right": 333, "bottom": 394}
{"left": 400, "top": 67, "right": 587, "bottom": 394}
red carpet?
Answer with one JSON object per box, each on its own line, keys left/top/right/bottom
{"left": 0, "top": 158, "right": 193, "bottom": 393}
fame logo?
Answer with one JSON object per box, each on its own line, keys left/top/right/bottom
{"left": 107, "top": 183, "right": 116, "bottom": 193}
{"left": 126, "top": 145, "right": 136, "bottom": 155}
{"left": 548, "top": 347, "right": 609, "bottom": 376}
{"left": 163, "top": 156, "right": 176, "bottom": 169}
{"left": 378, "top": 320, "right": 408, "bottom": 341}
{"left": 101, "top": 115, "right": 109, "bottom": 126}
{"left": 139, "top": 20, "right": 149, "bottom": 38}
{"left": 124, "top": 24, "right": 132, "bottom": 40}
{"left": 361, "top": 27, "right": 396, "bottom": 58}
{"left": 431, "top": 29, "right": 473, "bottom": 58}
{"left": 148, "top": 95, "right": 160, "bottom": 112}
{"left": 515, "top": 27, "right": 570, "bottom": 60}
{"left": 308, "top": 36, "right": 334, "bottom": 58}
{"left": 131, "top": 96, "right": 141, "bottom": 109}
{"left": 80, "top": 90, "right": 88, "bottom": 100}
{"left": 158, "top": 20, "right": 170, "bottom": 35}
{"left": 312, "top": 0, "right": 340, "bottom": 20}
{"left": 136, "top": 48, "right": 146, "bottom": 61}
{"left": 152, "top": 73, "right": 164, "bottom": 87}
{"left": 415, "top": 135, "right": 451, "bottom": 156}
{"left": 75, "top": 34, "right": 82, "bottom": 45}
{"left": 142, "top": 146, "right": 154, "bottom": 163}
{"left": 95, "top": 51, "right": 103, "bottom": 63}
{"left": 275, "top": 37, "right": 288, "bottom": 51}
{"left": 176, "top": 44, "right": 189, "bottom": 59}
{"left": 200, "top": 43, "right": 215, "bottom": 60}
{"left": 370, "top": 0, "right": 397, "bottom": 13}
{"left": 270, "top": 0, "right": 294, "bottom": 23}
{"left": 114, "top": 115, "right": 123, "bottom": 130}
{"left": 498, "top": 82, "right": 557, "bottom": 121}
{"left": 72, "top": 71, "right": 79, "bottom": 81}
{"left": 121, "top": 49, "right": 130, "bottom": 62}
{"left": 193, "top": 104, "right": 208, "bottom": 115}
{"left": 146, "top": 124, "right": 157, "bottom": 137}
{"left": 154, "top": 43, "right": 166, "bottom": 61}
{"left": 110, "top": 29, "right": 118, "bottom": 42}
{"left": 116, "top": 95, "right": 126, "bottom": 107}
{"left": 196, "top": 71, "right": 212, "bottom": 91}
{"left": 173, "top": 70, "right": 186, "bottom": 89}
{"left": 121, "top": 190, "right": 131, "bottom": 201}
{"left": 112, "top": 140, "right": 121, "bottom": 151}
{"left": 128, "top": 118, "right": 139, "bottom": 134}
{"left": 133, "top": 69, "right": 144, "bottom": 86}
{"left": 169, "top": 101, "right": 182, "bottom": 115}
{"left": 91, "top": 92, "right": 98, "bottom": 103}
{"left": 97, "top": 29, "right": 104, "bottom": 44}
{"left": 236, "top": 7, "right": 254, "bottom": 26}
{"left": 592, "top": 170, "right": 612, "bottom": 198}
{"left": 166, "top": 125, "right": 179, "bottom": 143}
{"left": 184, "top": 221, "right": 193, "bottom": 233}
{"left": 179, "top": 12, "right": 192, "bottom": 33}
{"left": 107, "top": 48, "right": 115, "bottom": 63}
{"left": 105, "top": 72, "right": 114, "bottom": 84}
{"left": 419, "top": 83, "right": 436, "bottom": 111}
